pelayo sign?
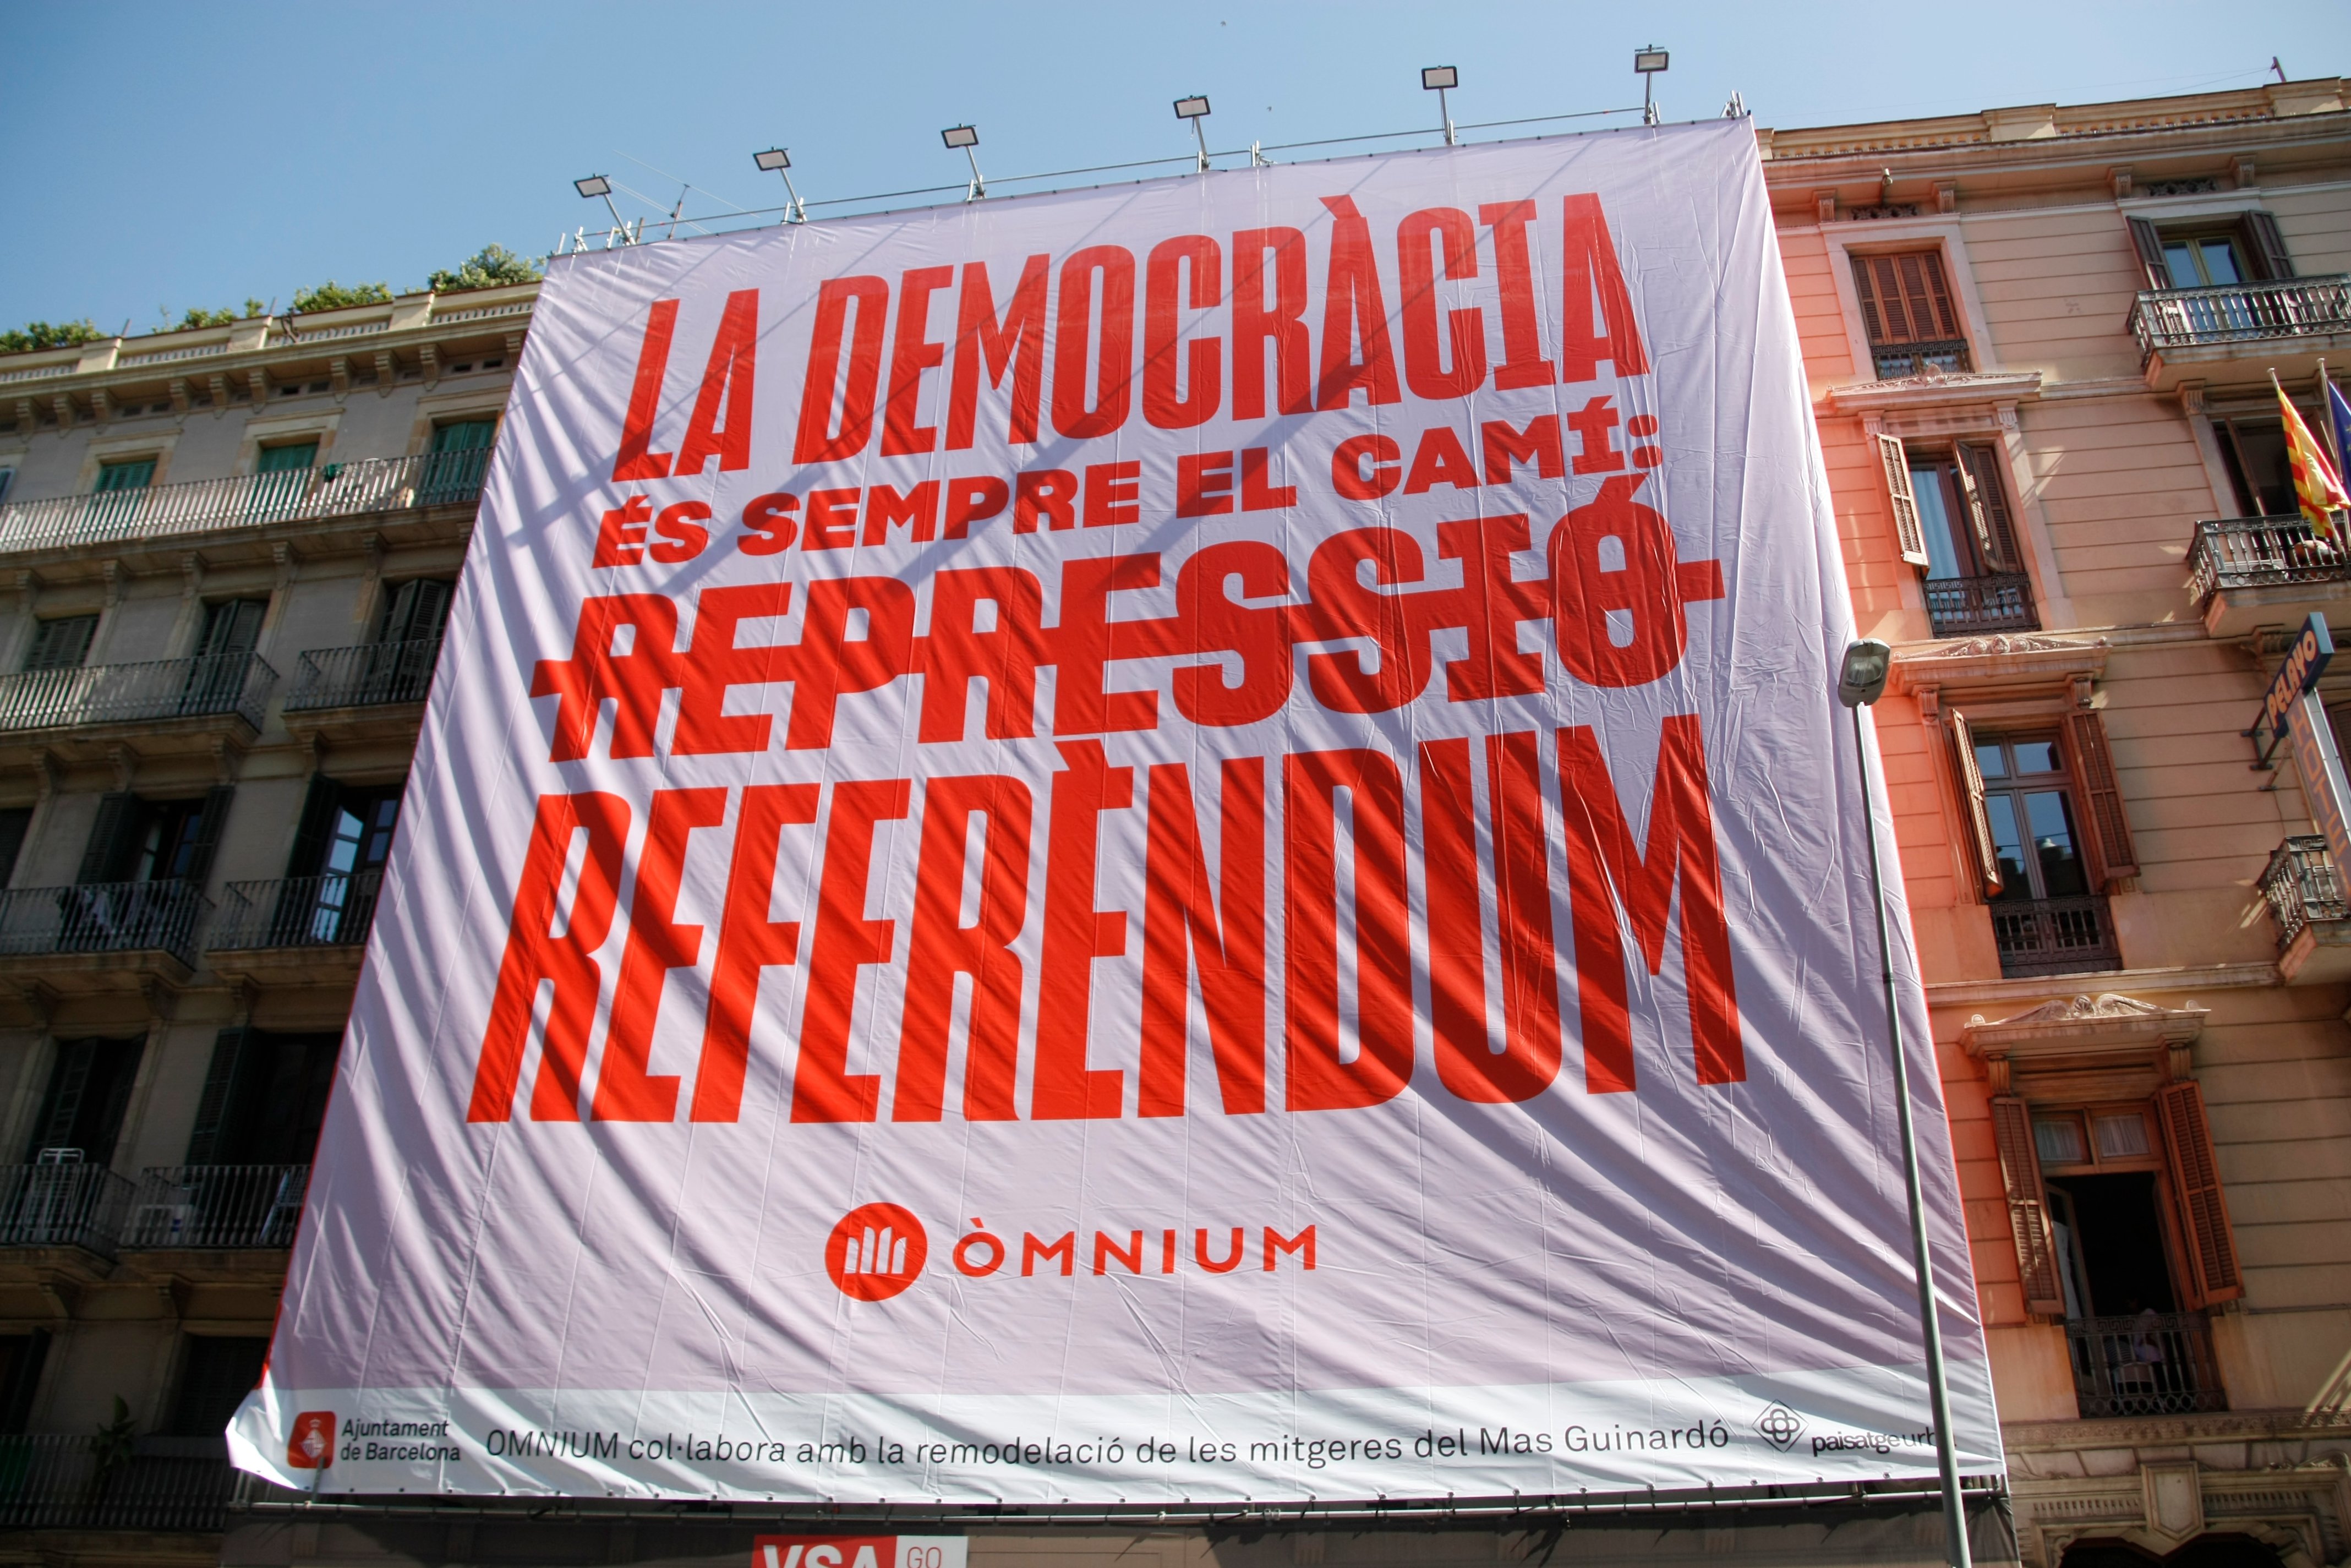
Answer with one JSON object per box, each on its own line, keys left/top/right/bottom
{"left": 229, "top": 117, "right": 2003, "bottom": 1504}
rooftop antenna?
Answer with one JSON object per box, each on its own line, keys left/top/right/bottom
{"left": 942, "top": 125, "right": 984, "bottom": 200}
{"left": 1634, "top": 46, "right": 1670, "bottom": 125}
{"left": 2271, "top": 56, "right": 2289, "bottom": 84}
{"left": 1421, "top": 66, "right": 1459, "bottom": 145}
{"left": 753, "top": 148, "right": 808, "bottom": 222}
{"left": 1174, "top": 96, "right": 1212, "bottom": 172}
{"left": 1724, "top": 90, "right": 1746, "bottom": 118}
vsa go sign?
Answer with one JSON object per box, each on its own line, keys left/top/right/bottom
{"left": 754, "top": 1538, "right": 967, "bottom": 1568}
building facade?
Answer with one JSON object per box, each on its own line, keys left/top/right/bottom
{"left": 1766, "top": 75, "right": 2351, "bottom": 1568}
{"left": 1, "top": 74, "right": 2349, "bottom": 1568}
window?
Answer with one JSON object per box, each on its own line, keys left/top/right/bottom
{"left": 1975, "top": 734, "right": 2091, "bottom": 903}
{"left": 256, "top": 440, "right": 318, "bottom": 474}
{"left": 185, "top": 1029, "right": 341, "bottom": 1166}
{"left": 0, "top": 1330, "right": 50, "bottom": 1433}
{"left": 23, "top": 1036, "right": 145, "bottom": 1163}
{"left": 1851, "top": 250, "right": 1971, "bottom": 379}
{"left": 2210, "top": 403, "right": 2326, "bottom": 518}
{"left": 166, "top": 1336, "right": 269, "bottom": 1439}
{"left": 1949, "top": 714, "right": 2135, "bottom": 976}
{"left": 0, "top": 467, "right": 14, "bottom": 504}
{"left": 376, "top": 578, "right": 453, "bottom": 645}
{"left": 197, "top": 597, "right": 266, "bottom": 657}
{"left": 1991, "top": 1085, "right": 2239, "bottom": 1417}
{"left": 282, "top": 777, "right": 402, "bottom": 944}
{"left": 0, "top": 806, "right": 29, "bottom": 888}
{"left": 422, "top": 418, "right": 495, "bottom": 502}
{"left": 78, "top": 789, "right": 234, "bottom": 888}
{"left": 92, "top": 458, "right": 155, "bottom": 493}
{"left": 2130, "top": 212, "right": 2294, "bottom": 290}
{"left": 1882, "top": 440, "right": 2037, "bottom": 637}
{"left": 21, "top": 613, "right": 96, "bottom": 671}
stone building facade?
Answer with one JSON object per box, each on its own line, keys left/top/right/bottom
{"left": 1767, "top": 76, "right": 2351, "bottom": 1568}
{"left": 2, "top": 72, "right": 2350, "bottom": 1568}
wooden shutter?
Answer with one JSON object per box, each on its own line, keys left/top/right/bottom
{"left": 1991, "top": 1096, "right": 2066, "bottom": 1318}
{"left": 1949, "top": 709, "right": 2004, "bottom": 897}
{"left": 2156, "top": 1079, "right": 2244, "bottom": 1306}
{"left": 2060, "top": 710, "right": 2139, "bottom": 887}
{"left": 1901, "top": 252, "right": 1960, "bottom": 339}
{"left": 76, "top": 793, "right": 140, "bottom": 885}
{"left": 29, "top": 1039, "right": 95, "bottom": 1156}
{"left": 1955, "top": 444, "right": 2020, "bottom": 571}
{"left": 2127, "top": 217, "right": 2172, "bottom": 289}
{"left": 178, "top": 785, "right": 236, "bottom": 890}
{"left": 0, "top": 807, "right": 29, "bottom": 890}
{"left": 285, "top": 777, "right": 341, "bottom": 879}
{"left": 85, "top": 1039, "right": 141, "bottom": 1166}
{"left": 1876, "top": 434, "right": 1931, "bottom": 566}
{"left": 2243, "top": 211, "right": 2295, "bottom": 281}
{"left": 184, "top": 1026, "right": 254, "bottom": 1167}
{"left": 1852, "top": 256, "right": 1891, "bottom": 343}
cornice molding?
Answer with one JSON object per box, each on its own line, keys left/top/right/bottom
{"left": 1961, "top": 992, "right": 2207, "bottom": 1092}
{"left": 1890, "top": 633, "right": 2110, "bottom": 696}
{"left": 1824, "top": 368, "right": 2044, "bottom": 417}
{"left": 1927, "top": 961, "right": 2279, "bottom": 1010}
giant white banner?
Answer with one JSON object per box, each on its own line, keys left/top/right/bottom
{"left": 231, "top": 117, "right": 2002, "bottom": 1504}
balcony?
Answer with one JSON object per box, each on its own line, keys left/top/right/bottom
{"left": 206, "top": 872, "right": 381, "bottom": 989}
{"left": 0, "top": 652, "right": 277, "bottom": 772}
{"left": 1990, "top": 894, "right": 2123, "bottom": 979}
{"left": 0, "top": 881, "right": 207, "bottom": 991}
{"left": 0, "top": 1163, "right": 134, "bottom": 1256}
{"left": 0, "top": 1434, "right": 237, "bottom": 1532}
{"left": 0, "top": 448, "right": 489, "bottom": 560}
{"left": 2186, "top": 515, "right": 2351, "bottom": 636}
{"left": 2260, "top": 834, "right": 2351, "bottom": 984}
{"left": 122, "top": 1165, "right": 309, "bottom": 1250}
{"left": 282, "top": 637, "right": 442, "bottom": 749}
{"left": 2065, "top": 1310, "right": 2227, "bottom": 1418}
{"left": 1925, "top": 572, "right": 2038, "bottom": 638}
{"left": 2129, "top": 275, "right": 2351, "bottom": 390}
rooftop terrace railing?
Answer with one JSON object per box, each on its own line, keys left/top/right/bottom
{"left": 0, "top": 447, "right": 488, "bottom": 555}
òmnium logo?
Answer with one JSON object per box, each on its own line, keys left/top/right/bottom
{"left": 825, "top": 1204, "right": 927, "bottom": 1301}
{"left": 1756, "top": 1403, "right": 1805, "bottom": 1451}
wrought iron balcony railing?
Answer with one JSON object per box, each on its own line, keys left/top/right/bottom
{"left": 210, "top": 871, "right": 382, "bottom": 951}
{"left": 2186, "top": 515, "right": 2351, "bottom": 608}
{"left": 283, "top": 637, "right": 443, "bottom": 712}
{"left": 0, "top": 651, "right": 277, "bottom": 735}
{"left": 2262, "top": 834, "right": 2347, "bottom": 949}
{"left": 2130, "top": 275, "right": 2351, "bottom": 359}
{"left": 1990, "top": 894, "right": 2123, "bottom": 979}
{"left": 0, "top": 1162, "right": 134, "bottom": 1254}
{"left": 0, "top": 447, "right": 490, "bottom": 556}
{"left": 2066, "top": 1310, "right": 2227, "bottom": 1418}
{"left": 1926, "top": 572, "right": 2038, "bottom": 638}
{"left": 0, "top": 881, "right": 209, "bottom": 964}
{"left": 1871, "top": 338, "right": 1972, "bottom": 379}
{"left": 123, "top": 1165, "right": 309, "bottom": 1249}
{"left": 0, "top": 1434, "right": 237, "bottom": 1532}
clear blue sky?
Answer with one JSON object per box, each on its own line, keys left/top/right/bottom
{"left": 2, "top": 0, "right": 2345, "bottom": 334}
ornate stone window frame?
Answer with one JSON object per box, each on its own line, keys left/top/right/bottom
{"left": 1960, "top": 991, "right": 2206, "bottom": 1099}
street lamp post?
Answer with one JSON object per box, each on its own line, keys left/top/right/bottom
{"left": 1839, "top": 637, "right": 1973, "bottom": 1568}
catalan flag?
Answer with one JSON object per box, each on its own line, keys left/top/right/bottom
{"left": 2276, "top": 371, "right": 2350, "bottom": 539}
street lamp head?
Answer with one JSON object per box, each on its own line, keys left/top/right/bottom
{"left": 1421, "top": 65, "right": 1459, "bottom": 91}
{"left": 753, "top": 148, "right": 791, "bottom": 172}
{"left": 1173, "top": 95, "right": 1211, "bottom": 120}
{"left": 941, "top": 124, "right": 980, "bottom": 149}
{"left": 1838, "top": 639, "right": 1893, "bottom": 708}
{"left": 573, "top": 176, "right": 613, "bottom": 199}
{"left": 1634, "top": 47, "right": 1670, "bottom": 74}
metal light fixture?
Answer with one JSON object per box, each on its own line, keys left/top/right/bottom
{"left": 1422, "top": 65, "right": 1459, "bottom": 146}
{"left": 1634, "top": 46, "right": 1669, "bottom": 125}
{"left": 942, "top": 125, "right": 984, "bottom": 200}
{"left": 753, "top": 147, "right": 807, "bottom": 224}
{"left": 573, "top": 174, "right": 627, "bottom": 240}
{"left": 1174, "top": 95, "right": 1212, "bottom": 172}
{"left": 1838, "top": 636, "right": 1973, "bottom": 1568}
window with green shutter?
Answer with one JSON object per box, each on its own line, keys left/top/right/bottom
{"left": 93, "top": 458, "right": 155, "bottom": 493}
{"left": 430, "top": 419, "right": 496, "bottom": 452}
{"left": 256, "top": 441, "right": 318, "bottom": 473}
{"left": 422, "top": 419, "right": 495, "bottom": 502}
{"left": 23, "top": 614, "right": 96, "bottom": 671}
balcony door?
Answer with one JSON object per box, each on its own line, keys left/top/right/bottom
{"left": 247, "top": 440, "right": 318, "bottom": 521}
{"left": 1976, "top": 735, "right": 2091, "bottom": 903}
{"left": 421, "top": 418, "right": 495, "bottom": 504}
{"left": 366, "top": 577, "right": 453, "bottom": 703}
{"left": 1904, "top": 444, "right": 2035, "bottom": 636}
{"left": 82, "top": 457, "right": 154, "bottom": 537}
{"left": 278, "top": 776, "right": 401, "bottom": 946}
{"left": 181, "top": 597, "right": 266, "bottom": 713}
{"left": 22, "top": 1036, "right": 143, "bottom": 1164}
